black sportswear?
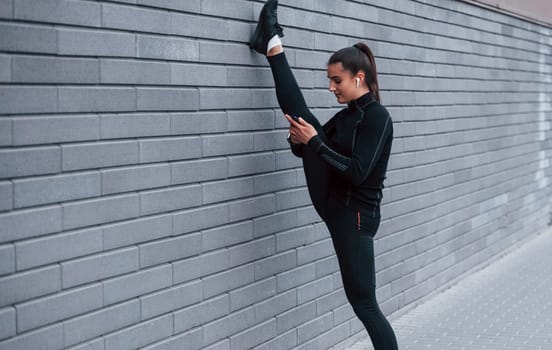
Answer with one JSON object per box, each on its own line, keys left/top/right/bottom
{"left": 291, "top": 92, "right": 393, "bottom": 219}
{"left": 267, "top": 52, "right": 398, "bottom": 350}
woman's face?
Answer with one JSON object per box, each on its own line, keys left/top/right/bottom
{"left": 327, "top": 62, "right": 366, "bottom": 104}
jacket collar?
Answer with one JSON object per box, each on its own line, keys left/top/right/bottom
{"left": 347, "top": 92, "right": 375, "bottom": 111}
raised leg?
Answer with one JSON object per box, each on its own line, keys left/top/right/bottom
{"left": 267, "top": 52, "right": 331, "bottom": 220}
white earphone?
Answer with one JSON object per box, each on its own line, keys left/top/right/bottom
{"left": 355, "top": 77, "right": 360, "bottom": 88}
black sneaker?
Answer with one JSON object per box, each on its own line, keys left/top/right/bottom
{"left": 249, "top": 0, "right": 284, "bottom": 54}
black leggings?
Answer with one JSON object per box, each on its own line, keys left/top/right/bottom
{"left": 268, "top": 52, "right": 398, "bottom": 350}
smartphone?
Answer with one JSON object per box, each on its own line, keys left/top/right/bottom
{"left": 290, "top": 115, "right": 300, "bottom": 122}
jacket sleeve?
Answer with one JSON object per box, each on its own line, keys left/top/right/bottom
{"left": 289, "top": 113, "right": 339, "bottom": 159}
{"left": 307, "top": 114, "right": 392, "bottom": 186}
{"left": 289, "top": 142, "right": 304, "bottom": 158}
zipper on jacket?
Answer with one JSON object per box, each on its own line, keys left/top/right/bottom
{"left": 346, "top": 119, "right": 363, "bottom": 207}
{"left": 345, "top": 184, "right": 351, "bottom": 206}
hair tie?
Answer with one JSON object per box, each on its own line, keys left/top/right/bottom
{"left": 353, "top": 44, "right": 367, "bottom": 57}
{"left": 354, "top": 43, "right": 373, "bottom": 64}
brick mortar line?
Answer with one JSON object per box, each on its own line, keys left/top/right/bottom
{"left": 1, "top": 15, "right": 550, "bottom": 61}
{"left": 379, "top": 171, "right": 547, "bottom": 242}
{"left": 457, "top": 0, "right": 552, "bottom": 28}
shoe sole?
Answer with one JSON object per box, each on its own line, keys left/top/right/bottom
{"left": 249, "top": 18, "right": 264, "bottom": 53}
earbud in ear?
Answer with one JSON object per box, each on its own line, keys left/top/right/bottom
{"left": 355, "top": 77, "right": 360, "bottom": 88}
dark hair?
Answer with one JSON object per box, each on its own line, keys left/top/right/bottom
{"left": 328, "top": 42, "right": 381, "bottom": 103}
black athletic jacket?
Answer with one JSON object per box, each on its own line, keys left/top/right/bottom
{"left": 290, "top": 92, "right": 393, "bottom": 218}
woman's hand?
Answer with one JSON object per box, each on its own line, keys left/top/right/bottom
{"left": 284, "top": 114, "right": 318, "bottom": 144}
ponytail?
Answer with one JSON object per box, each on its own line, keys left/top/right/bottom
{"left": 328, "top": 42, "right": 381, "bottom": 103}
{"left": 353, "top": 43, "right": 380, "bottom": 103}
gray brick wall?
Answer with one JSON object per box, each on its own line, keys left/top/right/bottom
{"left": 0, "top": 0, "right": 551, "bottom": 349}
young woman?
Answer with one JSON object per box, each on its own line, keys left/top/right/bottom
{"left": 250, "top": 1, "right": 398, "bottom": 349}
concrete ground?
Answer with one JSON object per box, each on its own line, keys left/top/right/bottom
{"left": 344, "top": 229, "right": 552, "bottom": 350}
